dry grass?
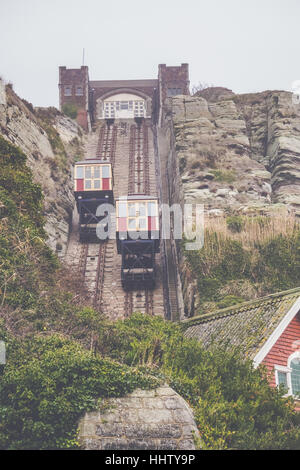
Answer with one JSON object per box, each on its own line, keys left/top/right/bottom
{"left": 204, "top": 214, "right": 299, "bottom": 256}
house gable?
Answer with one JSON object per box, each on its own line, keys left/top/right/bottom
{"left": 261, "top": 312, "right": 300, "bottom": 387}
{"left": 253, "top": 297, "right": 300, "bottom": 368}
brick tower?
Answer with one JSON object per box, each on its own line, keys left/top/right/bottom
{"left": 158, "top": 63, "right": 190, "bottom": 102}
{"left": 58, "top": 66, "right": 90, "bottom": 131}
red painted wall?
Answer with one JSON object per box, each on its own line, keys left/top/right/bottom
{"left": 262, "top": 311, "right": 300, "bottom": 410}
{"left": 76, "top": 109, "right": 89, "bottom": 131}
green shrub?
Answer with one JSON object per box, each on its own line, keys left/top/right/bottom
{"left": 185, "top": 226, "right": 300, "bottom": 313}
{"left": 216, "top": 295, "right": 245, "bottom": 309}
{"left": 253, "top": 232, "right": 300, "bottom": 292}
{"left": 226, "top": 215, "right": 245, "bottom": 233}
{"left": 211, "top": 169, "right": 236, "bottom": 183}
{"left": 62, "top": 103, "right": 78, "bottom": 120}
{"left": 0, "top": 137, "right": 58, "bottom": 308}
{"left": 0, "top": 334, "right": 158, "bottom": 449}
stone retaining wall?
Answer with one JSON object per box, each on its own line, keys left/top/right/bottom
{"left": 78, "top": 385, "right": 200, "bottom": 450}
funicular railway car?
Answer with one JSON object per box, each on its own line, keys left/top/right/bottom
{"left": 116, "top": 196, "right": 160, "bottom": 289}
{"left": 74, "top": 159, "right": 114, "bottom": 241}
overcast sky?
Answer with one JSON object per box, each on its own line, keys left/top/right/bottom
{"left": 0, "top": 0, "right": 299, "bottom": 107}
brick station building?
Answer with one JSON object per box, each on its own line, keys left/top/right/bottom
{"left": 183, "top": 287, "right": 300, "bottom": 410}
{"left": 58, "top": 63, "right": 190, "bottom": 130}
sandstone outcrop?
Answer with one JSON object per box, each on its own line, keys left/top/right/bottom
{"left": 166, "top": 90, "right": 300, "bottom": 217}
{"left": 0, "top": 85, "right": 85, "bottom": 256}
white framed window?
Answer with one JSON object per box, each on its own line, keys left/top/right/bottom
{"left": 275, "top": 365, "right": 291, "bottom": 394}
{"left": 167, "top": 87, "right": 182, "bottom": 97}
{"left": 275, "top": 351, "right": 300, "bottom": 397}
{"left": 102, "top": 165, "right": 110, "bottom": 178}
{"left": 84, "top": 165, "right": 102, "bottom": 190}
{"left": 76, "top": 166, "right": 84, "bottom": 178}
{"left": 75, "top": 86, "right": 83, "bottom": 96}
{"left": 290, "top": 353, "right": 300, "bottom": 396}
{"left": 64, "top": 86, "right": 72, "bottom": 96}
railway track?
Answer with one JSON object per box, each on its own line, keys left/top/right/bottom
{"left": 124, "top": 290, "right": 154, "bottom": 317}
{"left": 66, "top": 118, "right": 165, "bottom": 319}
{"left": 123, "top": 120, "right": 156, "bottom": 316}
{"left": 96, "top": 123, "right": 117, "bottom": 163}
{"left": 128, "top": 121, "right": 150, "bottom": 195}
{"left": 66, "top": 123, "right": 117, "bottom": 311}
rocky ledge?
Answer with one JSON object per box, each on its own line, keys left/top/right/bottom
{"left": 169, "top": 89, "right": 300, "bottom": 217}
{"left": 0, "top": 83, "right": 85, "bottom": 256}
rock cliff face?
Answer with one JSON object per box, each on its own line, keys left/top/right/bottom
{"left": 167, "top": 90, "right": 300, "bottom": 216}
{"left": 0, "top": 84, "right": 85, "bottom": 256}
{"left": 159, "top": 88, "right": 300, "bottom": 318}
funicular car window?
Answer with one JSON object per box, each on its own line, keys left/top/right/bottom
{"left": 148, "top": 201, "right": 157, "bottom": 216}
{"left": 118, "top": 202, "right": 127, "bottom": 217}
{"left": 138, "top": 218, "right": 147, "bottom": 230}
{"left": 138, "top": 203, "right": 146, "bottom": 216}
{"left": 128, "top": 219, "right": 136, "bottom": 230}
{"left": 94, "top": 167, "right": 100, "bottom": 179}
{"left": 128, "top": 203, "right": 136, "bottom": 217}
{"left": 102, "top": 165, "right": 110, "bottom": 178}
{"left": 76, "top": 166, "right": 84, "bottom": 178}
{"left": 85, "top": 167, "right": 92, "bottom": 179}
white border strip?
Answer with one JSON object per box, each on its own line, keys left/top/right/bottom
{"left": 253, "top": 297, "right": 300, "bottom": 368}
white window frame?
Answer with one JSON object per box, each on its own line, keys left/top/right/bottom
{"left": 274, "top": 364, "right": 292, "bottom": 395}
{"left": 64, "top": 85, "right": 72, "bottom": 96}
{"left": 274, "top": 351, "right": 300, "bottom": 397}
{"left": 75, "top": 86, "right": 83, "bottom": 96}
{"left": 79, "top": 164, "right": 111, "bottom": 191}
{"left": 288, "top": 351, "right": 300, "bottom": 398}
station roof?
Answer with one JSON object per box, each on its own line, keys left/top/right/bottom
{"left": 75, "top": 160, "right": 112, "bottom": 165}
{"left": 89, "top": 79, "right": 158, "bottom": 89}
{"left": 182, "top": 287, "right": 300, "bottom": 361}
{"left": 116, "top": 195, "right": 158, "bottom": 201}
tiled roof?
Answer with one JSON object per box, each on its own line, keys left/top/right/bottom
{"left": 182, "top": 288, "right": 300, "bottom": 359}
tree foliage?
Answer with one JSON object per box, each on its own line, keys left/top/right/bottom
{"left": 62, "top": 103, "right": 78, "bottom": 120}
{"left": 0, "top": 136, "right": 58, "bottom": 309}
{"left": 0, "top": 334, "right": 158, "bottom": 449}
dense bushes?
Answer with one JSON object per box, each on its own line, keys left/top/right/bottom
{"left": 0, "top": 136, "right": 58, "bottom": 309}
{"left": 0, "top": 334, "right": 159, "bottom": 449}
{"left": 185, "top": 219, "right": 300, "bottom": 313}
{"left": 62, "top": 103, "right": 78, "bottom": 120}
